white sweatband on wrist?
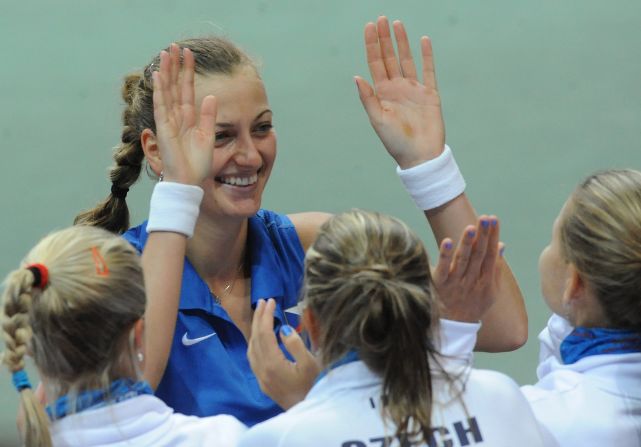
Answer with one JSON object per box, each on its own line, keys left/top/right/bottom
{"left": 396, "top": 145, "right": 466, "bottom": 211}
{"left": 146, "top": 182, "right": 204, "bottom": 238}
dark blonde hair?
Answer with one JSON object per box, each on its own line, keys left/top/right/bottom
{"left": 303, "top": 209, "right": 438, "bottom": 443}
{"left": 560, "top": 169, "right": 641, "bottom": 330}
{"left": 74, "top": 37, "right": 256, "bottom": 233}
{"left": 1, "top": 226, "right": 146, "bottom": 446}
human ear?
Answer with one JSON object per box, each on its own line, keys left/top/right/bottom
{"left": 562, "top": 265, "right": 585, "bottom": 312}
{"left": 141, "top": 128, "right": 163, "bottom": 176}
{"left": 302, "top": 308, "right": 321, "bottom": 352}
{"left": 133, "top": 318, "right": 145, "bottom": 354}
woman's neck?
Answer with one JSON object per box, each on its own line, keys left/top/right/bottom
{"left": 187, "top": 214, "right": 248, "bottom": 281}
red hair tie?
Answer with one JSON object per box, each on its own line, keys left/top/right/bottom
{"left": 26, "top": 263, "right": 49, "bottom": 289}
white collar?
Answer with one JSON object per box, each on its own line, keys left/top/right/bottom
{"left": 537, "top": 314, "right": 641, "bottom": 397}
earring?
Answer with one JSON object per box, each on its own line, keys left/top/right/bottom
{"left": 137, "top": 352, "right": 144, "bottom": 363}
{"left": 159, "top": 171, "right": 164, "bottom": 182}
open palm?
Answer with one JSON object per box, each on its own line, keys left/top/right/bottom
{"left": 152, "top": 44, "right": 217, "bottom": 185}
{"left": 356, "top": 17, "right": 445, "bottom": 169}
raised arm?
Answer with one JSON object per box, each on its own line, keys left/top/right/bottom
{"left": 355, "top": 17, "right": 526, "bottom": 351}
{"left": 140, "top": 44, "right": 217, "bottom": 388}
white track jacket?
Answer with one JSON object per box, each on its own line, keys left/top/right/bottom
{"left": 521, "top": 314, "right": 641, "bottom": 446}
{"left": 238, "top": 320, "right": 547, "bottom": 447}
{"left": 49, "top": 394, "right": 246, "bottom": 447}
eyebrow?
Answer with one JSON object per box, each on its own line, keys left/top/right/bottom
{"left": 216, "top": 109, "right": 272, "bottom": 128}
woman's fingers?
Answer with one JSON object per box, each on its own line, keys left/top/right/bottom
{"left": 420, "top": 36, "right": 438, "bottom": 91}
{"left": 450, "top": 225, "right": 476, "bottom": 279}
{"left": 392, "top": 20, "right": 417, "bottom": 80}
{"left": 364, "top": 22, "right": 387, "bottom": 84}
{"left": 480, "top": 216, "right": 501, "bottom": 277}
{"left": 248, "top": 300, "right": 286, "bottom": 372}
{"left": 151, "top": 71, "right": 167, "bottom": 127}
{"left": 169, "top": 43, "right": 181, "bottom": 118}
{"left": 432, "top": 238, "right": 454, "bottom": 287}
{"left": 180, "top": 48, "right": 196, "bottom": 132}
{"left": 198, "top": 95, "right": 217, "bottom": 143}
{"left": 376, "top": 16, "right": 401, "bottom": 79}
{"left": 258, "top": 299, "right": 281, "bottom": 356}
{"left": 464, "top": 216, "right": 492, "bottom": 280}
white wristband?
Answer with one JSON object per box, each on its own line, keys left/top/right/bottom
{"left": 146, "top": 182, "right": 204, "bottom": 238}
{"left": 396, "top": 145, "right": 466, "bottom": 211}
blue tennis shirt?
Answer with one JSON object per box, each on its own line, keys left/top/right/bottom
{"left": 123, "top": 209, "right": 305, "bottom": 426}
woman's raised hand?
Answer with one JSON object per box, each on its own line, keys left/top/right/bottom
{"left": 356, "top": 17, "right": 445, "bottom": 169}
{"left": 432, "top": 216, "right": 504, "bottom": 323}
{"left": 152, "top": 44, "right": 217, "bottom": 185}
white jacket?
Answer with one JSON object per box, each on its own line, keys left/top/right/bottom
{"left": 521, "top": 314, "right": 641, "bottom": 446}
{"left": 238, "top": 320, "right": 547, "bottom": 447}
{"left": 49, "top": 394, "right": 246, "bottom": 447}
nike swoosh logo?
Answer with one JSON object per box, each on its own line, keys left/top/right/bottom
{"left": 181, "top": 332, "right": 217, "bottom": 346}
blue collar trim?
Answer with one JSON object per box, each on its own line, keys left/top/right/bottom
{"left": 177, "top": 214, "right": 287, "bottom": 320}
{"left": 314, "top": 350, "right": 360, "bottom": 385}
{"left": 46, "top": 378, "right": 153, "bottom": 420}
{"left": 560, "top": 326, "right": 641, "bottom": 365}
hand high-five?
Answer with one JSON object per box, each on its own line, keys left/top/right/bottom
{"left": 432, "top": 216, "right": 504, "bottom": 323}
{"left": 355, "top": 17, "right": 446, "bottom": 169}
{"left": 152, "top": 43, "right": 217, "bottom": 186}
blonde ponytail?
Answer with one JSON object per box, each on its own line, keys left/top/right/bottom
{"left": 303, "top": 210, "right": 439, "bottom": 443}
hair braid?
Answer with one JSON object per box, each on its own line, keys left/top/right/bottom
{"left": 2, "top": 269, "right": 52, "bottom": 447}
{"left": 74, "top": 74, "right": 149, "bottom": 233}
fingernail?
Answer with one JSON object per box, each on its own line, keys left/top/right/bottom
{"left": 444, "top": 241, "right": 453, "bottom": 250}
{"left": 481, "top": 220, "right": 489, "bottom": 229}
{"left": 280, "top": 325, "right": 294, "bottom": 337}
{"left": 500, "top": 246, "right": 506, "bottom": 257}
{"left": 467, "top": 229, "right": 476, "bottom": 238}
{"left": 491, "top": 219, "right": 498, "bottom": 227}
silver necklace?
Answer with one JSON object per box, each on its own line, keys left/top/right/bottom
{"left": 209, "top": 261, "right": 245, "bottom": 305}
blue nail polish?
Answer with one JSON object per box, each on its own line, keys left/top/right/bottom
{"left": 468, "top": 229, "right": 476, "bottom": 238}
{"left": 280, "top": 325, "right": 293, "bottom": 337}
{"left": 444, "top": 241, "right": 453, "bottom": 250}
{"left": 500, "top": 246, "right": 506, "bottom": 257}
{"left": 481, "top": 220, "right": 489, "bottom": 229}
{"left": 491, "top": 219, "right": 498, "bottom": 227}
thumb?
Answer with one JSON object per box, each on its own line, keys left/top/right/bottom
{"left": 354, "top": 76, "right": 382, "bottom": 123}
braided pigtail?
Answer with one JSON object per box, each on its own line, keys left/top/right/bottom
{"left": 2, "top": 269, "right": 52, "bottom": 447}
{"left": 74, "top": 73, "right": 151, "bottom": 234}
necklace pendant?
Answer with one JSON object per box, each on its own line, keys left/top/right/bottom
{"left": 210, "top": 290, "right": 221, "bottom": 305}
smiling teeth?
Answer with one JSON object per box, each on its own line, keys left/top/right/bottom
{"left": 219, "top": 174, "right": 258, "bottom": 186}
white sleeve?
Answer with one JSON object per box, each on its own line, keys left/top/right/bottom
{"left": 437, "top": 319, "right": 481, "bottom": 358}
{"left": 237, "top": 422, "right": 284, "bottom": 447}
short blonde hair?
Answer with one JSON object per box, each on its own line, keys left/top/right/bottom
{"left": 2, "top": 225, "right": 146, "bottom": 446}
{"left": 560, "top": 169, "right": 641, "bottom": 330}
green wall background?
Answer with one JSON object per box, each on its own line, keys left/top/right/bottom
{"left": 1, "top": 0, "right": 640, "bottom": 444}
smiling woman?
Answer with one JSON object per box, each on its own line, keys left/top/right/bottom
{"left": 74, "top": 37, "right": 325, "bottom": 426}
{"left": 73, "top": 17, "right": 528, "bottom": 428}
